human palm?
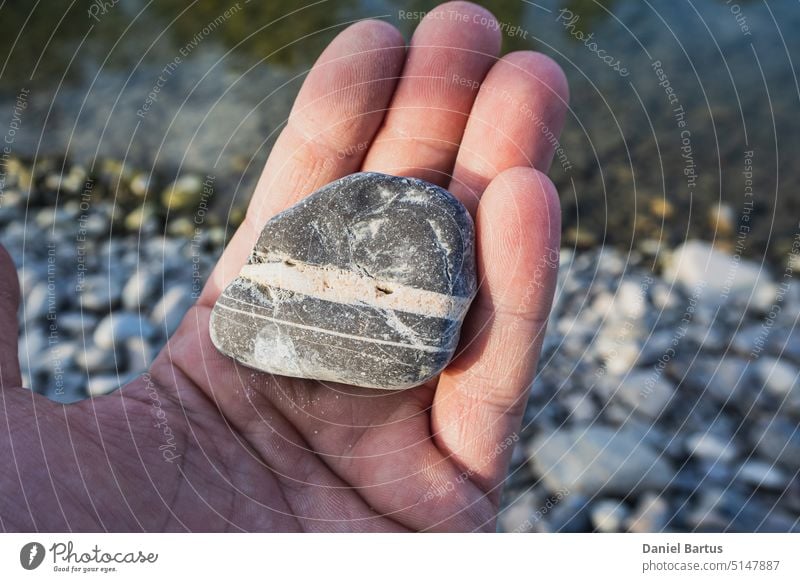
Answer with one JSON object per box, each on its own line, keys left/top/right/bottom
{"left": 0, "top": 1, "right": 567, "bottom": 532}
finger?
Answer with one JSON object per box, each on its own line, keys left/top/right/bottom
{"left": 449, "top": 51, "right": 568, "bottom": 215}
{"left": 0, "top": 245, "right": 21, "bottom": 389}
{"left": 361, "top": 1, "right": 501, "bottom": 186}
{"left": 198, "top": 20, "right": 405, "bottom": 307}
{"left": 433, "top": 167, "right": 561, "bottom": 497}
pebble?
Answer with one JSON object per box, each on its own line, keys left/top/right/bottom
{"left": 151, "top": 286, "right": 194, "bottom": 337}
{"left": 210, "top": 173, "right": 477, "bottom": 390}
{"left": 124, "top": 203, "right": 160, "bottom": 233}
{"left": 80, "top": 274, "right": 122, "bottom": 311}
{"left": 607, "top": 370, "right": 674, "bottom": 418}
{"left": 161, "top": 175, "right": 205, "bottom": 212}
{"left": 685, "top": 432, "right": 737, "bottom": 463}
{"left": 664, "top": 241, "right": 775, "bottom": 309}
{"left": 122, "top": 268, "right": 161, "bottom": 310}
{"left": 750, "top": 418, "right": 800, "bottom": 470}
{"left": 754, "top": 357, "right": 799, "bottom": 409}
{"left": 24, "top": 281, "right": 57, "bottom": 322}
{"left": 626, "top": 493, "right": 671, "bottom": 533}
{"left": 591, "top": 499, "right": 630, "bottom": 533}
{"left": 736, "top": 461, "right": 790, "bottom": 489}
{"left": 76, "top": 345, "right": 120, "bottom": 373}
{"left": 94, "top": 312, "right": 156, "bottom": 350}
{"left": 126, "top": 336, "right": 155, "bottom": 371}
{"left": 57, "top": 312, "right": 99, "bottom": 337}
{"left": 498, "top": 491, "right": 541, "bottom": 533}
{"left": 529, "top": 425, "right": 673, "bottom": 496}
{"left": 544, "top": 494, "right": 592, "bottom": 533}
{"left": 87, "top": 374, "right": 122, "bottom": 397}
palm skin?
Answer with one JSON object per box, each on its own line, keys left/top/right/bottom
{"left": 0, "top": 2, "right": 567, "bottom": 532}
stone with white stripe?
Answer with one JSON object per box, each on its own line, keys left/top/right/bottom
{"left": 210, "top": 172, "right": 477, "bottom": 389}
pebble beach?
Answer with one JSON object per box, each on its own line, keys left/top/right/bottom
{"left": 1, "top": 157, "right": 798, "bottom": 532}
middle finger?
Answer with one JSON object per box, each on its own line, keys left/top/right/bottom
{"left": 362, "top": 1, "right": 501, "bottom": 186}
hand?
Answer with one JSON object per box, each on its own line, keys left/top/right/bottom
{"left": 0, "top": 1, "right": 567, "bottom": 532}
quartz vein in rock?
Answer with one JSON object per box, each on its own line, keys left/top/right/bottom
{"left": 210, "top": 172, "right": 477, "bottom": 389}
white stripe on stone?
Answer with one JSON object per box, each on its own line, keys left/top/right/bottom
{"left": 214, "top": 302, "right": 453, "bottom": 353}
{"left": 236, "top": 260, "right": 472, "bottom": 319}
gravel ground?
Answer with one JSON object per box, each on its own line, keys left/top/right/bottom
{"left": 2, "top": 158, "right": 798, "bottom": 532}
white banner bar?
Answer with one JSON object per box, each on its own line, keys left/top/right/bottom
{"left": 1, "top": 534, "right": 798, "bottom": 580}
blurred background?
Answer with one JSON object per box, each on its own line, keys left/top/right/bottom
{"left": 0, "top": 0, "right": 798, "bottom": 532}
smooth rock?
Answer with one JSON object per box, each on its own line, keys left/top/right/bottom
{"left": 626, "top": 493, "right": 671, "bottom": 533}
{"left": 122, "top": 268, "right": 161, "bottom": 310}
{"left": 543, "top": 494, "right": 592, "bottom": 533}
{"left": 51, "top": 371, "right": 87, "bottom": 403}
{"left": 129, "top": 173, "right": 151, "bottom": 198}
{"left": 151, "top": 286, "right": 194, "bottom": 337}
{"left": 591, "top": 499, "right": 630, "bottom": 533}
{"left": 79, "top": 275, "right": 122, "bottom": 311}
{"left": 677, "top": 355, "right": 754, "bottom": 407}
{"left": 755, "top": 357, "right": 799, "bottom": 409}
{"left": 124, "top": 203, "right": 160, "bottom": 233}
{"left": 77, "top": 345, "right": 120, "bottom": 373}
{"left": 736, "top": 461, "right": 790, "bottom": 489}
{"left": 750, "top": 418, "right": 800, "bottom": 470}
{"left": 94, "top": 312, "right": 155, "bottom": 350}
{"left": 57, "top": 312, "right": 99, "bottom": 337}
{"left": 664, "top": 241, "right": 775, "bottom": 309}
{"left": 210, "top": 173, "right": 477, "bottom": 390}
{"left": 499, "top": 491, "right": 541, "bottom": 533}
{"left": 126, "top": 337, "right": 154, "bottom": 371}
{"left": 18, "top": 332, "right": 47, "bottom": 371}
{"left": 87, "top": 374, "right": 121, "bottom": 397}
{"left": 529, "top": 426, "right": 673, "bottom": 496}
{"left": 685, "top": 432, "right": 737, "bottom": 463}
{"left": 24, "top": 281, "right": 58, "bottom": 322}
{"left": 161, "top": 175, "right": 205, "bottom": 212}
{"left": 608, "top": 370, "right": 674, "bottom": 418}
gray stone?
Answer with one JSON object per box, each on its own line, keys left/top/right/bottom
{"left": 676, "top": 355, "right": 755, "bottom": 408}
{"left": 126, "top": 337, "right": 155, "bottom": 371}
{"left": 498, "top": 491, "right": 541, "bottom": 533}
{"left": 24, "top": 281, "right": 58, "bottom": 322}
{"left": 161, "top": 174, "right": 205, "bottom": 212}
{"left": 591, "top": 499, "right": 630, "bottom": 532}
{"left": 543, "top": 494, "right": 592, "bottom": 533}
{"left": 736, "top": 461, "right": 790, "bottom": 489}
{"left": 210, "top": 173, "right": 477, "bottom": 390}
{"left": 750, "top": 418, "right": 800, "bottom": 470}
{"left": 18, "top": 332, "right": 47, "bottom": 370}
{"left": 51, "top": 371, "right": 87, "bottom": 403}
{"left": 685, "top": 432, "right": 737, "bottom": 463}
{"left": 87, "top": 374, "right": 121, "bottom": 397}
{"left": 755, "top": 357, "right": 800, "bottom": 410}
{"left": 122, "top": 268, "right": 161, "bottom": 310}
{"left": 151, "top": 286, "right": 194, "bottom": 337}
{"left": 80, "top": 274, "right": 122, "bottom": 311}
{"left": 57, "top": 312, "right": 99, "bottom": 337}
{"left": 76, "top": 345, "right": 119, "bottom": 373}
{"left": 626, "top": 493, "right": 671, "bottom": 533}
{"left": 529, "top": 425, "right": 673, "bottom": 496}
{"left": 607, "top": 370, "right": 674, "bottom": 418}
{"left": 663, "top": 240, "right": 775, "bottom": 310}
{"left": 94, "top": 312, "right": 155, "bottom": 350}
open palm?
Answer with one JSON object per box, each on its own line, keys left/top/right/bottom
{"left": 0, "top": 1, "right": 567, "bottom": 532}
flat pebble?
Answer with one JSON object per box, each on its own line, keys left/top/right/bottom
{"left": 210, "top": 172, "right": 477, "bottom": 390}
{"left": 94, "top": 313, "right": 155, "bottom": 350}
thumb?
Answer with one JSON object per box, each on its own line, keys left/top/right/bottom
{"left": 0, "top": 244, "right": 21, "bottom": 389}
